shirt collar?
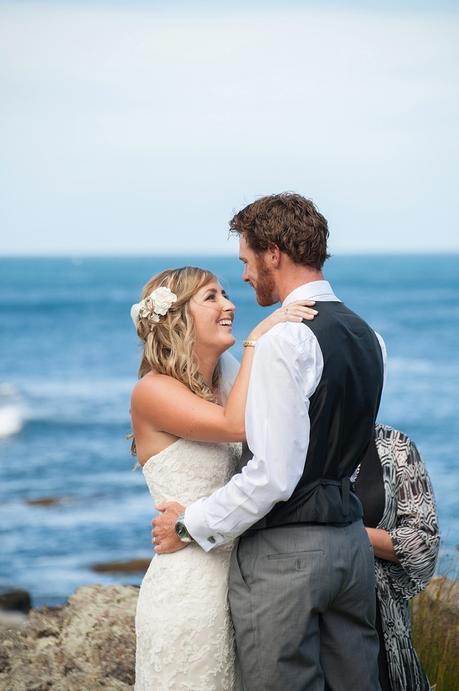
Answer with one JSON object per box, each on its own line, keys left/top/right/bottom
{"left": 282, "top": 280, "right": 340, "bottom": 306}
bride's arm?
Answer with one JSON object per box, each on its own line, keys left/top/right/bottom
{"left": 131, "top": 300, "right": 317, "bottom": 443}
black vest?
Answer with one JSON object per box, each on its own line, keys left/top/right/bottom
{"left": 244, "top": 301, "right": 384, "bottom": 529}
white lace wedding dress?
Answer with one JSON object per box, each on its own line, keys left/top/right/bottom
{"left": 135, "top": 437, "right": 242, "bottom": 691}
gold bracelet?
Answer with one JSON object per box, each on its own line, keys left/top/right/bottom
{"left": 243, "top": 339, "right": 257, "bottom": 348}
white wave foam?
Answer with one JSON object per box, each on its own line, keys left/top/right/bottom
{"left": 0, "top": 405, "right": 24, "bottom": 438}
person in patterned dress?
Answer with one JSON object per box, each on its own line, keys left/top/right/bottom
{"left": 355, "top": 423, "right": 440, "bottom": 691}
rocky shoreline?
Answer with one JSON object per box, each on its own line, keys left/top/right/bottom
{"left": 0, "top": 585, "right": 137, "bottom": 691}
{"left": 0, "top": 578, "right": 457, "bottom": 690}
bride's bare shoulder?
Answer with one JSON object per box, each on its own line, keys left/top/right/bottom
{"left": 131, "top": 372, "right": 187, "bottom": 411}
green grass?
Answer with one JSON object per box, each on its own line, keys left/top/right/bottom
{"left": 411, "top": 577, "right": 459, "bottom": 691}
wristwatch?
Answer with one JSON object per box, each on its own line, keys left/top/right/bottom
{"left": 175, "top": 512, "right": 194, "bottom": 544}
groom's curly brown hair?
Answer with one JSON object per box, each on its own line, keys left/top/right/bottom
{"left": 229, "top": 193, "right": 330, "bottom": 270}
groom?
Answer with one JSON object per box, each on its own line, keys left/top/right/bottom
{"left": 153, "top": 193, "right": 385, "bottom": 691}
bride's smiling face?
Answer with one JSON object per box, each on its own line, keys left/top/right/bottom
{"left": 189, "top": 280, "right": 236, "bottom": 354}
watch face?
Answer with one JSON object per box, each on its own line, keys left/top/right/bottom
{"left": 176, "top": 521, "right": 192, "bottom": 543}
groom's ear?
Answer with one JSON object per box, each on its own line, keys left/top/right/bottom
{"left": 267, "top": 244, "right": 281, "bottom": 269}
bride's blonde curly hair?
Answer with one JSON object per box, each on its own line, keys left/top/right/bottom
{"left": 131, "top": 266, "right": 220, "bottom": 454}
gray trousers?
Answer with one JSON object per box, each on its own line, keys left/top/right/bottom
{"left": 228, "top": 520, "right": 381, "bottom": 691}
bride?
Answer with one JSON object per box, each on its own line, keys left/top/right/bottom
{"left": 130, "top": 266, "right": 315, "bottom": 690}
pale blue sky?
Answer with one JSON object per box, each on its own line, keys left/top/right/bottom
{"left": 1, "top": 0, "right": 458, "bottom": 255}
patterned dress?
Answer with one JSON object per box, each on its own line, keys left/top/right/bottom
{"left": 368, "top": 424, "right": 440, "bottom": 691}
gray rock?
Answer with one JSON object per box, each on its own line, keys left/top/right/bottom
{"left": 0, "top": 585, "right": 138, "bottom": 690}
{"left": 25, "top": 497, "right": 63, "bottom": 507}
{"left": 0, "top": 589, "right": 31, "bottom": 614}
{"left": 91, "top": 559, "right": 150, "bottom": 574}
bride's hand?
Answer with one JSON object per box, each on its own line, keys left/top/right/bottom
{"left": 249, "top": 300, "right": 318, "bottom": 341}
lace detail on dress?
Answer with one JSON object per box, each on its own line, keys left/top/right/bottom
{"left": 135, "top": 439, "right": 242, "bottom": 690}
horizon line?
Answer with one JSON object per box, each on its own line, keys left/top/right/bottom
{"left": 1, "top": 250, "right": 458, "bottom": 259}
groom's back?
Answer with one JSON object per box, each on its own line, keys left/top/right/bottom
{"left": 250, "top": 300, "right": 384, "bottom": 529}
{"left": 305, "top": 300, "right": 384, "bottom": 482}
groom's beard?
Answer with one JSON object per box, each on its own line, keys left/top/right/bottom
{"left": 254, "top": 258, "right": 276, "bottom": 306}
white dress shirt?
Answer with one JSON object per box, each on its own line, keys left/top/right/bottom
{"left": 185, "top": 281, "right": 386, "bottom": 552}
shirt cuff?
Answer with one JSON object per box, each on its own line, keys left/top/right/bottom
{"left": 184, "top": 499, "right": 228, "bottom": 553}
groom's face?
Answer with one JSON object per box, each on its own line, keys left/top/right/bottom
{"left": 239, "top": 237, "right": 276, "bottom": 307}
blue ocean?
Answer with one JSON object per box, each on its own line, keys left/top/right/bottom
{"left": 0, "top": 256, "right": 458, "bottom": 606}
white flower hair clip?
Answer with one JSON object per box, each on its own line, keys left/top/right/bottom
{"left": 130, "top": 286, "right": 177, "bottom": 330}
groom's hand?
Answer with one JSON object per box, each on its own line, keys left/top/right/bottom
{"left": 152, "top": 501, "right": 187, "bottom": 554}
